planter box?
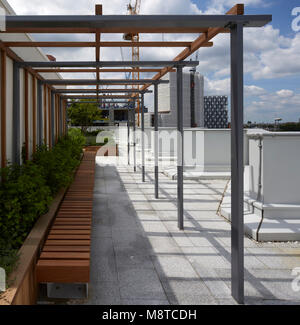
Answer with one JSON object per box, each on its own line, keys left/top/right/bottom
{"left": 0, "top": 188, "right": 67, "bottom": 305}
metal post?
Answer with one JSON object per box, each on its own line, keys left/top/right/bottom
{"left": 12, "top": 62, "right": 20, "bottom": 164}
{"left": 154, "top": 83, "right": 159, "bottom": 199}
{"left": 177, "top": 65, "right": 184, "bottom": 230}
{"left": 37, "top": 80, "right": 43, "bottom": 146}
{"left": 65, "top": 101, "right": 68, "bottom": 135}
{"left": 230, "top": 22, "right": 244, "bottom": 304}
{"left": 51, "top": 91, "right": 55, "bottom": 146}
{"left": 133, "top": 102, "right": 136, "bottom": 172}
{"left": 59, "top": 97, "right": 63, "bottom": 136}
{"left": 141, "top": 93, "right": 145, "bottom": 182}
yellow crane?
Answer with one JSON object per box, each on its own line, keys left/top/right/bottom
{"left": 123, "top": 0, "right": 141, "bottom": 125}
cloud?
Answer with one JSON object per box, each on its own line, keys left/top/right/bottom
{"left": 276, "top": 89, "right": 294, "bottom": 97}
{"left": 204, "top": 0, "right": 269, "bottom": 14}
{"left": 204, "top": 77, "right": 230, "bottom": 95}
{"left": 246, "top": 88, "right": 300, "bottom": 122}
{"left": 7, "top": 0, "right": 201, "bottom": 15}
{"left": 252, "top": 33, "right": 300, "bottom": 79}
{"left": 245, "top": 85, "right": 266, "bottom": 96}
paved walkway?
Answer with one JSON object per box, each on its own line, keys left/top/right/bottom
{"left": 77, "top": 157, "right": 300, "bottom": 305}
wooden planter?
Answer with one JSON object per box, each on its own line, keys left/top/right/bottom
{"left": 0, "top": 188, "right": 67, "bottom": 305}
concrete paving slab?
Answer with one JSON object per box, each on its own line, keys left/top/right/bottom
{"left": 161, "top": 281, "right": 217, "bottom": 305}
{"left": 118, "top": 266, "right": 167, "bottom": 300}
{"left": 181, "top": 246, "right": 231, "bottom": 269}
{"left": 88, "top": 282, "right": 121, "bottom": 305}
{"left": 121, "top": 298, "right": 170, "bottom": 305}
{"left": 152, "top": 255, "right": 199, "bottom": 279}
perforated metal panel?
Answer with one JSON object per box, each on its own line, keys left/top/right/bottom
{"left": 204, "top": 95, "right": 228, "bottom": 128}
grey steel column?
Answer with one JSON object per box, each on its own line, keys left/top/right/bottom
{"left": 154, "top": 83, "right": 159, "bottom": 199}
{"left": 37, "top": 80, "right": 43, "bottom": 146}
{"left": 59, "top": 97, "right": 63, "bottom": 136}
{"left": 141, "top": 93, "right": 145, "bottom": 182}
{"left": 230, "top": 22, "right": 244, "bottom": 305}
{"left": 133, "top": 102, "right": 136, "bottom": 172}
{"left": 127, "top": 107, "right": 130, "bottom": 165}
{"left": 177, "top": 66, "right": 184, "bottom": 230}
{"left": 51, "top": 91, "right": 55, "bottom": 146}
{"left": 12, "top": 62, "right": 20, "bottom": 164}
{"left": 65, "top": 102, "right": 68, "bottom": 135}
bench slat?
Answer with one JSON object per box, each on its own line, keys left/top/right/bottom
{"left": 36, "top": 260, "right": 90, "bottom": 283}
{"left": 45, "top": 239, "right": 90, "bottom": 246}
{"left": 43, "top": 245, "right": 90, "bottom": 252}
{"left": 40, "top": 252, "right": 90, "bottom": 260}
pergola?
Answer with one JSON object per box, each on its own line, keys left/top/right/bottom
{"left": 0, "top": 3, "right": 272, "bottom": 304}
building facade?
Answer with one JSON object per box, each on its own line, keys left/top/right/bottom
{"left": 157, "top": 71, "right": 204, "bottom": 128}
{"left": 204, "top": 95, "right": 228, "bottom": 128}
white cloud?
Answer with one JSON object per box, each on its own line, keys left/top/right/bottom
{"left": 7, "top": 0, "right": 201, "bottom": 15}
{"left": 276, "top": 89, "right": 294, "bottom": 97}
{"left": 205, "top": 0, "right": 268, "bottom": 14}
{"left": 141, "top": 0, "right": 201, "bottom": 15}
{"left": 245, "top": 85, "right": 266, "bottom": 96}
{"left": 204, "top": 77, "right": 230, "bottom": 95}
{"left": 252, "top": 33, "right": 300, "bottom": 79}
{"left": 246, "top": 88, "right": 300, "bottom": 122}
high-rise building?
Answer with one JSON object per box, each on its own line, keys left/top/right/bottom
{"left": 204, "top": 96, "right": 228, "bottom": 128}
{"left": 157, "top": 71, "right": 204, "bottom": 128}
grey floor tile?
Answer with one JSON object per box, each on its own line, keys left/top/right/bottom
{"left": 121, "top": 298, "right": 169, "bottom": 305}
{"left": 87, "top": 282, "right": 121, "bottom": 305}
{"left": 118, "top": 266, "right": 167, "bottom": 300}
{"left": 152, "top": 255, "right": 199, "bottom": 279}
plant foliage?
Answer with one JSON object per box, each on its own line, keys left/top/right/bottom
{"left": 67, "top": 100, "right": 102, "bottom": 132}
{"left": 0, "top": 130, "right": 85, "bottom": 277}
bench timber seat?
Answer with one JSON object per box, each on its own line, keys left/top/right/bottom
{"left": 36, "top": 151, "right": 96, "bottom": 294}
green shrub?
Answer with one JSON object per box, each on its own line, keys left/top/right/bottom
{"left": 68, "top": 128, "right": 86, "bottom": 148}
{"left": 0, "top": 161, "right": 52, "bottom": 249}
{"left": 0, "top": 134, "right": 85, "bottom": 277}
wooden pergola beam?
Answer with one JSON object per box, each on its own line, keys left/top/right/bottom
{"left": 2, "top": 41, "right": 213, "bottom": 48}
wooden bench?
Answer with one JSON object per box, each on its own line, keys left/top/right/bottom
{"left": 36, "top": 151, "right": 96, "bottom": 295}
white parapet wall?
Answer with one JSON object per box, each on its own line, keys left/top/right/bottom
{"left": 135, "top": 127, "right": 248, "bottom": 179}
{"left": 220, "top": 131, "right": 300, "bottom": 242}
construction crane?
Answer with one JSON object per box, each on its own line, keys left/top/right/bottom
{"left": 123, "top": 0, "right": 141, "bottom": 125}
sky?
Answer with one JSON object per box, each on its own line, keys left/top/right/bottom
{"left": 5, "top": 0, "right": 300, "bottom": 123}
